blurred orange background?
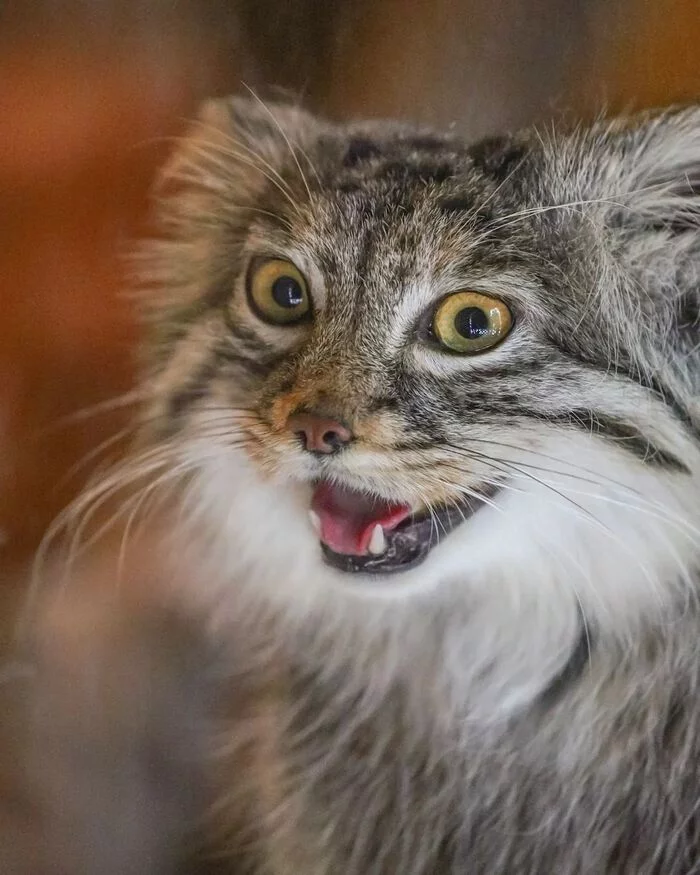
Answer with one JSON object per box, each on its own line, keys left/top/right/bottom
{"left": 0, "top": 0, "right": 698, "bottom": 581}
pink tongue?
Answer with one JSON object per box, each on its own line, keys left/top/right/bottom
{"left": 311, "top": 481, "right": 412, "bottom": 556}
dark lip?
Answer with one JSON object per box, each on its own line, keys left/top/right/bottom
{"left": 320, "top": 483, "right": 501, "bottom": 575}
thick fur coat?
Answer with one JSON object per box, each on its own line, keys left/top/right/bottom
{"left": 20, "top": 97, "right": 700, "bottom": 874}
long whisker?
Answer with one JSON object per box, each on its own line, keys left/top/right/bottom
{"left": 411, "top": 483, "right": 443, "bottom": 546}
{"left": 20, "top": 444, "right": 180, "bottom": 643}
{"left": 164, "top": 128, "right": 302, "bottom": 226}
{"left": 51, "top": 423, "right": 139, "bottom": 495}
{"left": 242, "top": 84, "right": 315, "bottom": 207}
{"left": 197, "top": 127, "right": 297, "bottom": 199}
{"left": 182, "top": 139, "right": 303, "bottom": 221}
{"left": 37, "top": 388, "right": 147, "bottom": 434}
{"left": 486, "top": 176, "right": 681, "bottom": 229}
{"left": 465, "top": 177, "right": 682, "bottom": 255}
{"left": 468, "top": 151, "right": 529, "bottom": 217}
{"left": 62, "top": 454, "right": 176, "bottom": 574}
{"left": 213, "top": 99, "right": 323, "bottom": 192}
{"left": 182, "top": 132, "right": 299, "bottom": 222}
{"left": 437, "top": 440, "right": 700, "bottom": 544}
{"left": 405, "top": 436, "right": 644, "bottom": 496}
{"left": 431, "top": 453, "right": 681, "bottom": 618}
{"left": 114, "top": 461, "right": 196, "bottom": 583}
{"left": 433, "top": 444, "right": 604, "bottom": 532}
{"left": 442, "top": 434, "right": 651, "bottom": 499}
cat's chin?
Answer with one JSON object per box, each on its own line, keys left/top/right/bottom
{"left": 316, "top": 485, "right": 501, "bottom": 576}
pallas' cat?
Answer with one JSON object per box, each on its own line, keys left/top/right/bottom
{"left": 24, "top": 98, "right": 700, "bottom": 874}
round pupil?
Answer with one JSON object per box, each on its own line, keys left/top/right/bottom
{"left": 271, "top": 275, "right": 304, "bottom": 309}
{"left": 454, "top": 306, "right": 490, "bottom": 339}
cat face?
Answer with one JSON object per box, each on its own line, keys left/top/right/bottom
{"left": 137, "top": 98, "right": 700, "bottom": 633}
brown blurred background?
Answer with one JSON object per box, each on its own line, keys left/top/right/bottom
{"left": 0, "top": 0, "right": 698, "bottom": 580}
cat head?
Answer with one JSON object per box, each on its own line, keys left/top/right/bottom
{"left": 135, "top": 97, "right": 700, "bottom": 639}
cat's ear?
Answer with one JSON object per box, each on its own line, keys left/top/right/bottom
{"left": 602, "top": 106, "right": 700, "bottom": 232}
{"left": 225, "top": 94, "right": 326, "bottom": 165}
{"left": 135, "top": 97, "right": 324, "bottom": 315}
{"left": 591, "top": 107, "right": 700, "bottom": 347}
{"left": 154, "top": 95, "right": 324, "bottom": 202}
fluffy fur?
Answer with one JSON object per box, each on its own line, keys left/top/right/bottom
{"left": 25, "top": 97, "right": 700, "bottom": 873}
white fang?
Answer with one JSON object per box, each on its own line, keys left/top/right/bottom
{"left": 368, "top": 524, "right": 387, "bottom": 555}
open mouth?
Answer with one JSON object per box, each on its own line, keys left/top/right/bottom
{"left": 310, "top": 480, "right": 500, "bottom": 575}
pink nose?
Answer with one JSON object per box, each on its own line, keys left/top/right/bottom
{"left": 286, "top": 411, "right": 353, "bottom": 454}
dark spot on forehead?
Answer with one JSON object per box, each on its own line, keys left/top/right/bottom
{"left": 402, "top": 135, "right": 447, "bottom": 152}
{"left": 439, "top": 195, "right": 473, "bottom": 213}
{"left": 429, "top": 164, "right": 454, "bottom": 184}
{"left": 377, "top": 161, "right": 454, "bottom": 184}
{"left": 468, "top": 136, "right": 528, "bottom": 183}
{"left": 337, "top": 180, "right": 362, "bottom": 194}
{"left": 343, "top": 138, "right": 383, "bottom": 167}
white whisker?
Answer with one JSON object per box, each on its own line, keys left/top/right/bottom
{"left": 242, "top": 84, "right": 315, "bottom": 208}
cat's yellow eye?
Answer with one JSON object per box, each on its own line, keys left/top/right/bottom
{"left": 432, "top": 291, "right": 513, "bottom": 354}
{"left": 247, "top": 258, "right": 310, "bottom": 325}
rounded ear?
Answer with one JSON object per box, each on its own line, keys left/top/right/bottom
{"left": 130, "top": 95, "right": 327, "bottom": 320}
{"left": 605, "top": 106, "right": 700, "bottom": 231}
{"left": 155, "top": 94, "right": 325, "bottom": 201}
{"left": 225, "top": 93, "right": 327, "bottom": 161}
{"left": 132, "top": 98, "right": 242, "bottom": 319}
{"left": 588, "top": 106, "right": 700, "bottom": 353}
{"left": 154, "top": 98, "right": 236, "bottom": 197}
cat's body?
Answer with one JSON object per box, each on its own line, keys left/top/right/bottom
{"left": 21, "top": 97, "right": 700, "bottom": 873}
{"left": 231, "top": 624, "right": 700, "bottom": 875}
{"left": 28, "top": 578, "right": 700, "bottom": 875}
